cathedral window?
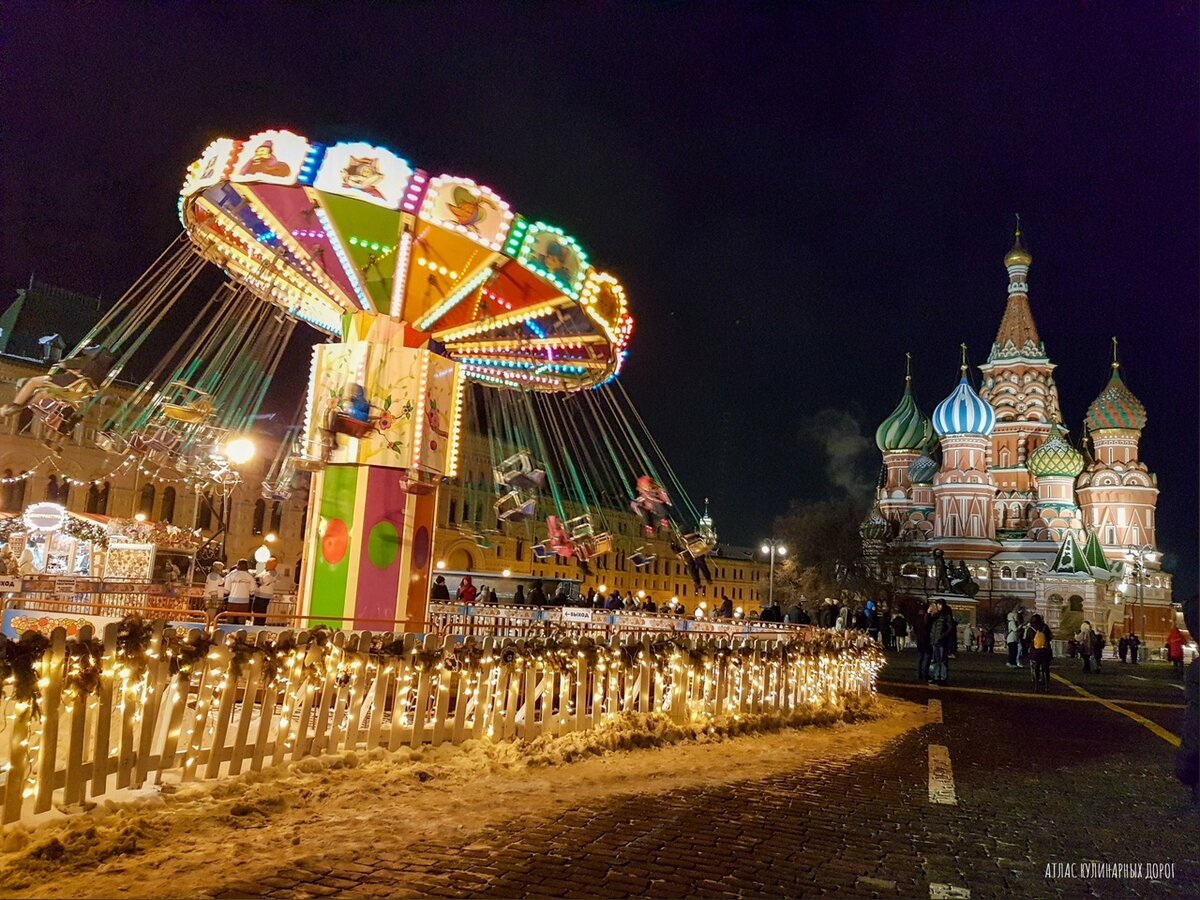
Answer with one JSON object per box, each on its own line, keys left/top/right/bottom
{"left": 1015, "top": 566, "right": 1027, "bottom": 579}
{"left": 1001, "top": 566, "right": 1012, "bottom": 579}
{"left": 1068, "top": 595, "right": 1084, "bottom": 612}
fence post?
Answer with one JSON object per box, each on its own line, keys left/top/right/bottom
{"left": 33, "top": 627, "right": 67, "bottom": 815}
{"left": 90, "top": 622, "right": 119, "bottom": 798}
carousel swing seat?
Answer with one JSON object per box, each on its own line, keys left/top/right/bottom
{"left": 400, "top": 470, "right": 438, "bottom": 495}
{"left": 682, "top": 531, "right": 716, "bottom": 558}
{"left": 292, "top": 437, "right": 329, "bottom": 471}
{"left": 328, "top": 410, "right": 375, "bottom": 440}
{"left": 161, "top": 389, "right": 215, "bottom": 423}
{"left": 531, "top": 542, "right": 552, "bottom": 561}
{"left": 142, "top": 424, "right": 183, "bottom": 454}
{"left": 630, "top": 546, "right": 657, "bottom": 568}
{"left": 95, "top": 430, "right": 128, "bottom": 454}
{"left": 590, "top": 531, "right": 614, "bottom": 556}
{"left": 29, "top": 396, "right": 78, "bottom": 434}
{"left": 494, "top": 490, "right": 536, "bottom": 521}
{"left": 261, "top": 482, "right": 292, "bottom": 502}
{"left": 566, "top": 514, "right": 595, "bottom": 541}
{"left": 494, "top": 451, "right": 547, "bottom": 492}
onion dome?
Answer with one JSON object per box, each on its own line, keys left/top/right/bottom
{"left": 875, "top": 354, "right": 931, "bottom": 452}
{"left": 1086, "top": 339, "right": 1146, "bottom": 432}
{"left": 1004, "top": 218, "right": 1032, "bottom": 268}
{"left": 1028, "top": 425, "right": 1084, "bottom": 478}
{"left": 933, "top": 345, "right": 996, "bottom": 437}
{"left": 858, "top": 504, "right": 890, "bottom": 542}
{"left": 908, "top": 450, "right": 939, "bottom": 485}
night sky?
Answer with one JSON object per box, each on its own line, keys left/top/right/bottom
{"left": 2, "top": 3, "right": 1196, "bottom": 594}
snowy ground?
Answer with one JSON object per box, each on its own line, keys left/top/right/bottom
{"left": 0, "top": 697, "right": 925, "bottom": 899}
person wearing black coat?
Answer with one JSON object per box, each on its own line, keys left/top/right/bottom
{"left": 914, "top": 604, "right": 933, "bottom": 682}
{"left": 430, "top": 575, "right": 451, "bottom": 601}
{"left": 512, "top": 585, "right": 526, "bottom": 606}
{"left": 527, "top": 581, "right": 547, "bottom": 607}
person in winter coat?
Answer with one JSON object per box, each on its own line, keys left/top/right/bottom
{"left": 604, "top": 591, "right": 623, "bottom": 611}
{"left": 915, "top": 603, "right": 933, "bottom": 682}
{"left": 512, "top": 584, "right": 527, "bottom": 605}
{"left": 430, "top": 575, "right": 451, "bottom": 601}
{"left": 485, "top": 587, "right": 499, "bottom": 605}
{"left": 785, "top": 602, "right": 803, "bottom": 624}
{"left": 892, "top": 612, "right": 908, "bottom": 649}
{"left": 584, "top": 586, "right": 596, "bottom": 608}
{"left": 1077, "top": 621, "right": 1097, "bottom": 672}
{"left": 1167, "top": 626, "right": 1186, "bottom": 678}
{"left": 717, "top": 594, "right": 734, "bottom": 619}
{"left": 203, "top": 561, "right": 226, "bottom": 623}
{"left": 456, "top": 576, "right": 477, "bottom": 605}
{"left": 252, "top": 558, "right": 279, "bottom": 626}
{"left": 1118, "top": 635, "right": 1129, "bottom": 663}
{"left": 1027, "top": 613, "right": 1054, "bottom": 692}
{"left": 1006, "top": 609, "right": 1021, "bottom": 667}
{"left": 528, "top": 580, "right": 548, "bottom": 607}
{"left": 1127, "top": 633, "right": 1141, "bottom": 664}
{"left": 223, "top": 559, "right": 257, "bottom": 625}
{"left": 929, "top": 600, "right": 955, "bottom": 685}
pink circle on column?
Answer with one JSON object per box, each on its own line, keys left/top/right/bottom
{"left": 322, "top": 518, "right": 349, "bottom": 565}
{"left": 412, "top": 525, "right": 430, "bottom": 569}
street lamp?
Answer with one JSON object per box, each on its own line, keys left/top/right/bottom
{"left": 1124, "top": 543, "right": 1161, "bottom": 654}
{"left": 760, "top": 539, "right": 787, "bottom": 608}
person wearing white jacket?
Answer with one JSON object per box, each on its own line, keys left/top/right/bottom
{"left": 223, "top": 559, "right": 256, "bottom": 624}
{"left": 253, "top": 558, "right": 279, "bottom": 626}
{"left": 203, "top": 561, "right": 227, "bottom": 622}
{"left": 1006, "top": 608, "right": 1022, "bottom": 667}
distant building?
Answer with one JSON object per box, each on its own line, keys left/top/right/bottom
{"left": 863, "top": 227, "right": 1172, "bottom": 644}
{"left": 0, "top": 278, "right": 104, "bottom": 359}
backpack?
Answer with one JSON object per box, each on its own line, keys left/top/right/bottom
{"left": 1033, "top": 628, "right": 1048, "bottom": 650}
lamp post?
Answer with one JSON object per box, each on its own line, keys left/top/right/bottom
{"left": 759, "top": 539, "right": 787, "bottom": 608}
{"left": 1124, "top": 543, "right": 1160, "bottom": 655}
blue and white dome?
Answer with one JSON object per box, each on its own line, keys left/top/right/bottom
{"left": 933, "top": 375, "right": 996, "bottom": 436}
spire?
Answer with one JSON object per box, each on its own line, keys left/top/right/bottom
{"left": 1111, "top": 335, "right": 1120, "bottom": 370}
{"left": 959, "top": 342, "right": 969, "bottom": 375}
{"left": 988, "top": 217, "right": 1044, "bottom": 362}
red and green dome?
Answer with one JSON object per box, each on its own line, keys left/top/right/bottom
{"left": 1086, "top": 365, "right": 1146, "bottom": 432}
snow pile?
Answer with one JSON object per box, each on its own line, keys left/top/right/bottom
{"left": 0, "top": 695, "right": 920, "bottom": 899}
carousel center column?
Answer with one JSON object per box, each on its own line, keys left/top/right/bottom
{"left": 299, "top": 312, "right": 465, "bottom": 630}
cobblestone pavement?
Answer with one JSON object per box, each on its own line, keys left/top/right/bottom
{"left": 211, "top": 654, "right": 1196, "bottom": 899}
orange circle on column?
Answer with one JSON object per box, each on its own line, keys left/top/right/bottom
{"left": 322, "top": 518, "right": 349, "bottom": 565}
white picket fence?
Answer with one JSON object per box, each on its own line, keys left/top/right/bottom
{"left": 0, "top": 622, "right": 878, "bottom": 826}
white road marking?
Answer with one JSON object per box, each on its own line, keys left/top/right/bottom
{"left": 1128, "top": 674, "right": 1149, "bottom": 681}
{"left": 928, "top": 744, "right": 957, "bottom": 805}
{"left": 930, "top": 884, "right": 971, "bottom": 898}
{"left": 928, "top": 698, "right": 943, "bottom": 723}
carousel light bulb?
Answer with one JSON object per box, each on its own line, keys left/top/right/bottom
{"left": 224, "top": 437, "right": 256, "bottom": 465}
{"left": 134, "top": 512, "right": 147, "bottom": 523}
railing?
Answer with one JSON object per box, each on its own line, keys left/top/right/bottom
{"left": 0, "top": 620, "right": 882, "bottom": 825}
{"left": 427, "top": 602, "right": 818, "bottom": 641}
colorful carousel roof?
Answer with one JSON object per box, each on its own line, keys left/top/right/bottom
{"left": 179, "top": 129, "right": 633, "bottom": 391}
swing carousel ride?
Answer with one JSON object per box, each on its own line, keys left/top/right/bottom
{"left": 2, "top": 128, "right": 717, "bottom": 627}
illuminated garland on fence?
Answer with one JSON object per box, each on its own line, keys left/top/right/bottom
{"left": 0, "top": 617, "right": 885, "bottom": 725}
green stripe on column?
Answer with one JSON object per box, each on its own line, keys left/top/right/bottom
{"left": 309, "top": 465, "right": 359, "bottom": 626}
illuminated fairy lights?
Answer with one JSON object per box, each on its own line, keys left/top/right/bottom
{"left": 434, "top": 301, "right": 562, "bottom": 342}
{"left": 412, "top": 265, "right": 495, "bottom": 332}
{"left": 516, "top": 222, "right": 590, "bottom": 299}
{"left": 313, "top": 207, "right": 373, "bottom": 311}
{"left": 411, "top": 353, "right": 432, "bottom": 468}
{"left": 445, "top": 364, "right": 468, "bottom": 478}
{"left": 389, "top": 231, "right": 414, "bottom": 318}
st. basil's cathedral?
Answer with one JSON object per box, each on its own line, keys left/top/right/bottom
{"left": 862, "top": 225, "right": 1173, "bottom": 644}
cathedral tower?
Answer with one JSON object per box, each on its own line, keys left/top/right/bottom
{"left": 1076, "top": 340, "right": 1159, "bottom": 552}
{"left": 931, "top": 346, "right": 998, "bottom": 548}
{"left": 978, "top": 221, "right": 1062, "bottom": 533}
{"left": 874, "top": 353, "right": 931, "bottom": 524}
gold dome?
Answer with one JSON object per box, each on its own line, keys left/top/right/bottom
{"left": 1005, "top": 226, "right": 1032, "bottom": 267}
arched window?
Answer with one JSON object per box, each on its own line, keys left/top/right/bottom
{"left": 46, "top": 474, "right": 69, "bottom": 505}
{"left": 1015, "top": 566, "right": 1027, "bottom": 579}
{"left": 1068, "top": 595, "right": 1084, "bottom": 612}
{"left": 449, "top": 499, "right": 457, "bottom": 523}
{"left": 138, "top": 484, "right": 155, "bottom": 518}
{"left": 269, "top": 501, "right": 283, "bottom": 535}
{"left": 196, "top": 491, "right": 213, "bottom": 531}
{"left": 160, "top": 487, "right": 176, "bottom": 524}
{"left": 252, "top": 499, "right": 266, "bottom": 536}
{"left": 1001, "top": 566, "right": 1013, "bottom": 579}
{"left": 999, "top": 447, "right": 1010, "bottom": 467}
